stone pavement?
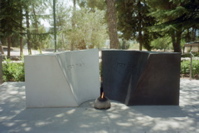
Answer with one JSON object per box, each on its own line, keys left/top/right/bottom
{"left": 0, "top": 79, "right": 199, "bottom": 133}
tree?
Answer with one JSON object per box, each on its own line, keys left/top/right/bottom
{"left": 55, "top": 2, "right": 71, "bottom": 50}
{"left": 25, "top": 8, "right": 32, "bottom": 55}
{"left": 0, "top": 55, "right": 2, "bottom": 84}
{"left": 24, "top": 0, "right": 50, "bottom": 54}
{"left": 0, "top": 0, "right": 23, "bottom": 58}
{"left": 47, "top": 0, "right": 72, "bottom": 50}
{"left": 71, "top": 0, "right": 77, "bottom": 51}
{"left": 79, "top": 0, "right": 106, "bottom": 10}
{"left": 53, "top": 0, "right": 57, "bottom": 52}
{"left": 19, "top": 6, "right": 23, "bottom": 57}
{"left": 29, "top": 0, "right": 51, "bottom": 52}
{"left": 0, "top": 0, "right": 51, "bottom": 57}
{"left": 56, "top": 3, "right": 70, "bottom": 49}
{"left": 66, "top": 8, "right": 107, "bottom": 49}
{"left": 151, "top": 36, "right": 172, "bottom": 51}
{"left": 106, "top": 0, "right": 120, "bottom": 49}
{"left": 116, "top": 0, "right": 157, "bottom": 51}
{"left": 147, "top": 0, "right": 199, "bottom": 52}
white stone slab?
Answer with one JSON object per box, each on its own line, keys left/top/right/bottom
{"left": 25, "top": 49, "right": 100, "bottom": 108}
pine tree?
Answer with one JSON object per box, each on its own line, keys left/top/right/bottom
{"left": 147, "top": 0, "right": 199, "bottom": 52}
{"left": 116, "top": 0, "right": 156, "bottom": 51}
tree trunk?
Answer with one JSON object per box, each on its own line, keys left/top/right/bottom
{"left": 0, "top": 54, "right": 3, "bottom": 84}
{"left": 20, "top": 7, "right": 23, "bottom": 57}
{"left": 20, "top": 36, "right": 23, "bottom": 57}
{"left": 138, "top": 0, "right": 143, "bottom": 51}
{"left": 138, "top": 29, "right": 143, "bottom": 51}
{"left": 26, "top": 9, "right": 32, "bottom": 55}
{"left": 62, "top": 34, "right": 65, "bottom": 49}
{"left": 53, "top": 0, "right": 57, "bottom": 52}
{"left": 7, "top": 36, "right": 11, "bottom": 58}
{"left": 106, "top": 0, "right": 119, "bottom": 49}
{"left": 71, "top": 0, "right": 76, "bottom": 51}
{"left": 0, "top": 40, "right": 4, "bottom": 54}
{"left": 171, "top": 30, "right": 182, "bottom": 52}
{"left": 33, "top": 4, "right": 42, "bottom": 54}
{"left": 1, "top": 38, "right": 6, "bottom": 55}
{"left": 0, "top": 45, "right": 3, "bottom": 55}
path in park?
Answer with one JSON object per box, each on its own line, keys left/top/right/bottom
{"left": 0, "top": 79, "right": 199, "bottom": 133}
{"left": 2, "top": 48, "right": 53, "bottom": 57}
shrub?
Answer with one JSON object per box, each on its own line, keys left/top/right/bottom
{"left": 181, "top": 60, "right": 199, "bottom": 78}
{"left": 2, "top": 59, "right": 25, "bottom": 82}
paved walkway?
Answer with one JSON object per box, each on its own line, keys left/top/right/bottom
{"left": 0, "top": 79, "right": 199, "bottom": 133}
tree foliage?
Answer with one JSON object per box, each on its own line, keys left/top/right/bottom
{"left": 115, "top": 0, "right": 199, "bottom": 52}
{"left": 79, "top": 0, "right": 106, "bottom": 10}
{"left": 0, "top": 0, "right": 51, "bottom": 56}
{"left": 0, "top": 0, "right": 24, "bottom": 57}
{"left": 147, "top": 0, "right": 199, "bottom": 52}
{"left": 0, "top": 0, "right": 23, "bottom": 37}
{"left": 65, "top": 8, "right": 107, "bottom": 49}
{"left": 151, "top": 36, "right": 172, "bottom": 51}
{"left": 116, "top": 0, "right": 157, "bottom": 51}
{"left": 2, "top": 0, "right": 199, "bottom": 54}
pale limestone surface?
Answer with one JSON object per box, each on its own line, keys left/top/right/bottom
{"left": 25, "top": 49, "right": 100, "bottom": 108}
{"left": 0, "top": 79, "right": 199, "bottom": 133}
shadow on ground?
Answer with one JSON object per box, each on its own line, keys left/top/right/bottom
{"left": 0, "top": 79, "right": 199, "bottom": 133}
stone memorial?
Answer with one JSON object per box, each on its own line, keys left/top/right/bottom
{"left": 25, "top": 49, "right": 100, "bottom": 108}
{"left": 102, "top": 50, "right": 181, "bottom": 105}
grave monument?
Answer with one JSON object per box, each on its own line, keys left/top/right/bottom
{"left": 102, "top": 50, "right": 181, "bottom": 105}
{"left": 25, "top": 49, "right": 100, "bottom": 108}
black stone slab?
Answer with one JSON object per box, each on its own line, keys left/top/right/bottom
{"left": 102, "top": 50, "right": 181, "bottom": 105}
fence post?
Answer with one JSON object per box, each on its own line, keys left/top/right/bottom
{"left": 189, "top": 50, "right": 194, "bottom": 80}
{"left": 0, "top": 54, "right": 3, "bottom": 84}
